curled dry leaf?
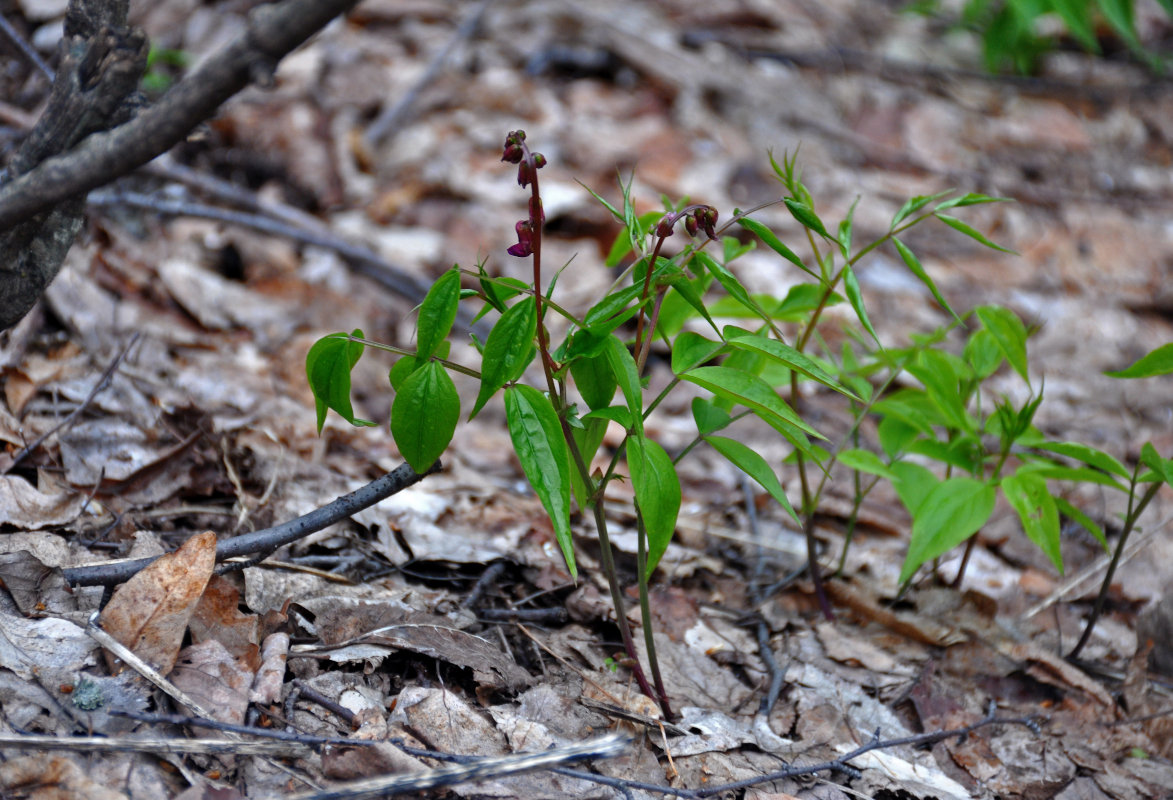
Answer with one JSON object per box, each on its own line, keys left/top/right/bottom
{"left": 99, "top": 530, "right": 217, "bottom": 675}
{"left": 170, "top": 638, "right": 252, "bottom": 725}
{"left": 0, "top": 475, "right": 84, "bottom": 529}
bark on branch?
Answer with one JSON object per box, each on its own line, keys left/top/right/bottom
{"left": 0, "top": 0, "right": 361, "bottom": 329}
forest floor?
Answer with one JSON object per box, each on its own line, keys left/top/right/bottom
{"left": 2, "top": 0, "right": 1173, "bottom": 798}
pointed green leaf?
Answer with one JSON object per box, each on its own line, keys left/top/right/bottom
{"left": 391, "top": 360, "right": 458, "bottom": 473}
{"left": 837, "top": 448, "right": 897, "bottom": 480}
{"left": 964, "top": 328, "right": 1004, "bottom": 379}
{"left": 627, "top": 437, "right": 681, "bottom": 578}
{"left": 306, "top": 330, "right": 377, "bottom": 432}
{"left": 389, "top": 355, "right": 420, "bottom": 391}
{"left": 727, "top": 333, "right": 861, "bottom": 400}
{"left": 416, "top": 269, "right": 460, "bottom": 361}
{"left": 603, "top": 334, "right": 644, "bottom": 437}
{"left": 681, "top": 366, "right": 823, "bottom": 450}
{"left": 570, "top": 352, "right": 617, "bottom": 411}
{"left": 570, "top": 416, "right": 607, "bottom": 509}
{"left": 706, "top": 435, "right": 801, "bottom": 526}
{"left": 837, "top": 198, "right": 858, "bottom": 260}
{"left": 891, "top": 189, "right": 954, "bottom": 229}
{"left": 1031, "top": 441, "right": 1130, "bottom": 479}
{"left": 975, "top": 305, "right": 1029, "bottom": 383}
{"left": 1053, "top": 497, "right": 1109, "bottom": 553}
{"left": 695, "top": 252, "right": 774, "bottom": 323}
{"left": 1002, "top": 472, "right": 1062, "bottom": 573}
{"left": 843, "top": 265, "right": 880, "bottom": 346}
{"left": 471, "top": 297, "right": 537, "bottom": 419}
{"left": 691, "top": 397, "right": 732, "bottom": 435}
{"left": 900, "top": 477, "right": 996, "bottom": 583}
{"left": 892, "top": 238, "right": 959, "bottom": 322}
{"left": 784, "top": 198, "right": 831, "bottom": 239}
{"left": 735, "top": 218, "right": 813, "bottom": 275}
{"left": 672, "top": 332, "right": 725, "bottom": 375}
{"left": 1140, "top": 442, "right": 1173, "bottom": 488}
{"left": 891, "top": 460, "right": 939, "bottom": 516}
{"left": 1105, "top": 343, "right": 1173, "bottom": 379}
{"left": 935, "top": 213, "right": 1016, "bottom": 253}
{"left": 505, "top": 385, "right": 575, "bottom": 578}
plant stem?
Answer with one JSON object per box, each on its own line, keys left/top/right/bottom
{"left": 635, "top": 514, "right": 672, "bottom": 718}
{"left": 1068, "top": 477, "right": 1162, "bottom": 660}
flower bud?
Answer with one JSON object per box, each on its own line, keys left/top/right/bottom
{"left": 656, "top": 216, "right": 676, "bottom": 238}
{"left": 532, "top": 153, "right": 547, "bottom": 169}
{"left": 684, "top": 215, "right": 699, "bottom": 237}
{"left": 508, "top": 220, "right": 534, "bottom": 257}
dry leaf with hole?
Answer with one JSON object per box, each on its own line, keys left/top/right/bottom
{"left": 99, "top": 530, "right": 217, "bottom": 675}
{"left": 170, "top": 638, "right": 253, "bottom": 725}
{"left": 190, "top": 574, "right": 261, "bottom": 671}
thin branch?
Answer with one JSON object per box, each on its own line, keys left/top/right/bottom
{"left": 0, "top": 13, "right": 55, "bottom": 81}
{"left": 0, "top": 0, "right": 361, "bottom": 230}
{"left": 2, "top": 332, "right": 140, "bottom": 474}
{"left": 363, "top": 0, "right": 495, "bottom": 148}
{"left": 111, "top": 709, "right": 373, "bottom": 747}
{"left": 0, "top": 733, "right": 312, "bottom": 757}
{"left": 287, "top": 734, "right": 629, "bottom": 800}
{"left": 63, "top": 459, "right": 440, "bottom": 587}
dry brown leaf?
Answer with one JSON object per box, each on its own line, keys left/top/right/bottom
{"left": 0, "top": 475, "right": 85, "bottom": 529}
{"left": 170, "top": 638, "right": 253, "bottom": 725}
{"left": 0, "top": 755, "right": 128, "bottom": 800}
{"left": 99, "top": 530, "right": 217, "bottom": 675}
{"left": 0, "top": 550, "right": 75, "bottom": 616}
{"left": 190, "top": 574, "right": 261, "bottom": 671}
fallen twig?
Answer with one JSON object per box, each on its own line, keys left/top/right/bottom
{"left": 288, "top": 733, "right": 629, "bottom": 800}
{"left": 63, "top": 459, "right": 441, "bottom": 587}
{"left": 2, "top": 332, "right": 141, "bottom": 474}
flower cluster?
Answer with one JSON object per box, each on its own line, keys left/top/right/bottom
{"left": 503, "top": 130, "right": 547, "bottom": 258}
{"left": 655, "top": 205, "right": 719, "bottom": 241}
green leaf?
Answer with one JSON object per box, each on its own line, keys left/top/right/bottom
{"left": 1015, "top": 460, "right": 1126, "bottom": 491}
{"left": 837, "top": 448, "right": 897, "bottom": 480}
{"left": 893, "top": 238, "right": 959, "bottom": 322}
{"left": 672, "top": 331, "right": 725, "bottom": 374}
{"left": 505, "top": 385, "right": 575, "bottom": 578}
{"left": 891, "top": 460, "right": 939, "bottom": 516}
{"left": 389, "top": 355, "right": 420, "bottom": 391}
{"left": 900, "top": 477, "right": 996, "bottom": 583}
{"left": 843, "top": 265, "right": 880, "bottom": 346}
{"left": 306, "top": 330, "right": 377, "bottom": 432}
{"left": 416, "top": 268, "right": 460, "bottom": 361}
{"left": 691, "top": 397, "right": 731, "bottom": 435}
{"left": 964, "top": 328, "right": 1004, "bottom": 379}
{"left": 906, "top": 435, "right": 982, "bottom": 474}
{"left": 935, "top": 213, "right": 1016, "bottom": 253}
{"left": 726, "top": 333, "right": 861, "bottom": 400}
{"left": 569, "top": 352, "right": 617, "bottom": 411}
{"left": 1053, "top": 497, "right": 1109, "bottom": 552}
{"left": 665, "top": 272, "right": 720, "bottom": 336}
{"left": 696, "top": 252, "right": 773, "bottom": 324}
{"left": 1030, "top": 441, "right": 1131, "bottom": 479}
{"left": 706, "top": 435, "right": 801, "bottom": 526}
{"left": 1002, "top": 472, "right": 1062, "bottom": 573}
{"left": 932, "top": 192, "right": 1012, "bottom": 212}
{"left": 603, "top": 335, "right": 644, "bottom": 437}
{"left": 1105, "top": 343, "right": 1173, "bottom": 379}
{"left": 784, "top": 198, "right": 831, "bottom": 239}
{"left": 605, "top": 225, "right": 634, "bottom": 267}
{"left": 735, "top": 218, "right": 813, "bottom": 276}
{"left": 975, "top": 305, "right": 1030, "bottom": 383}
{"left": 681, "top": 366, "right": 823, "bottom": 450}
{"left": 837, "top": 198, "right": 858, "bottom": 260}
{"left": 390, "top": 360, "right": 458, "bottom": 473}
{"left": 1140, "top": 442, "right": 1173, "bottom": 488}
{"left": 878, "top": 415, "right": 919, "bottom": 459}
{"left": 470, "top": 297, "right": 537, "bottom": 419}
{"left": 570, "top": 416, "right": 607, "bottom": 509}
{"left": 1051, "top": 0, "right": 1099, "bottom": 52}
{"left": 584, "top": 283, "right": 645, "bottom": 327}
{"left": 723, "top": 235, "right": 755, "bottom": 262}
{"left": 891, "top": 189, "right": 954, "bottom": 229}
{"left": 627, "top": 437, "right": 681, "bottom": 578}
{"left": 906, "top": 350, "right": 975, "bottom": 434}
